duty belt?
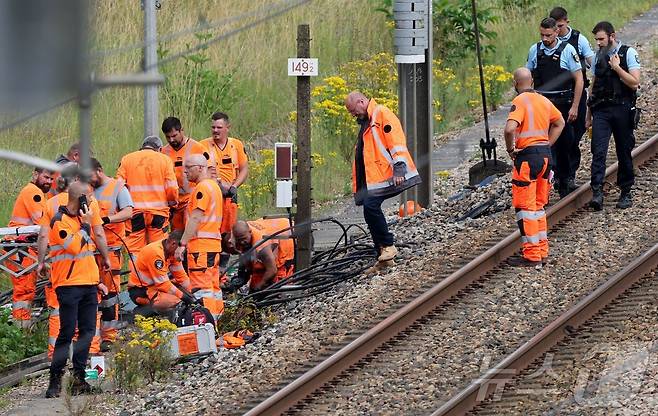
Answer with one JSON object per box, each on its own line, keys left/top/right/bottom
{"left": 537, "top": 89, "right": 574, "bottom": 105}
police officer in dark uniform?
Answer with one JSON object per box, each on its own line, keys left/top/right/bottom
{"left": 586, "top": 21, "right": 641, "bottom": 210}
{"left": 526, "top": 17, "right": 584, "bottom": 198}
{"left": 550, "top": 7, "right": 595, "bottom": 191}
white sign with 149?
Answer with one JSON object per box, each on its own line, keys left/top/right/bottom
{"left": 288, "top": 58, "right": 318, "bottom": 76}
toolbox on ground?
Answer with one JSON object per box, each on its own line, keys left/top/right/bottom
{"left": 168, "top": 323, "right": 217, "bottom": 358}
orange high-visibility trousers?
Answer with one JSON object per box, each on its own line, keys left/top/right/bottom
{"left": 188, "top": 251, "right": 224, "bottom": 319}
{"left": 97, "top": 249, "right": 123, "bottom": 343}
{"left": 125, "top": 211, "right": 170, "bottom": 255}
{"left": 46, "top": 285, "right": 101, "bottom": 359}
{"left": 169, "top": 205, "right": 187, "bottom": 232}
{"left": 511, "top": 146, "right": 552, "bottom": 262}
{"left": 220, "top": 198, "right": 238, "bottom": 235}
{"left": 6, "top": 248, "right": 37, "bottom": 328}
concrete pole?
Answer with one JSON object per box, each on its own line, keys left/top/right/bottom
{"left": 143, "top": 0, "right": 159, "bottom": 137}
{"left": 294, "top": 24, "right": 312, "bottom": 270}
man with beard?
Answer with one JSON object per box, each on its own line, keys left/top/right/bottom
{"left": 161, "top": 117, "right": 209, "bottom": 232}
{"left": 6, "top": 168, "right": 54, "bottom": 327}
{"left": 586, "top": 21, "right": 641, "bottom": 210}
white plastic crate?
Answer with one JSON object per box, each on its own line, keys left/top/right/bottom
{"left": 168, "top": 323, "right": 217, "bottom": 358}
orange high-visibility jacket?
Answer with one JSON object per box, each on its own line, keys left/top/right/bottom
{"left": 187, "top": 178, "right": 223, "bottom": 253}
{"left": 247, "top": 218, "right": 294, "bottom": 273}
{"left": 41, "top": 192, "right": 103, "bottom": 229}
{"left": 116, "top": 149, "right": 178, "bottom": 216}
{"left": 351, "top": 99, "right": 421, "bottom": 197}
{"left": 508, "top": 91, "right": 562, "bottom": 149}
{"left": 48, "top": 208, "right": 100, "bottom": 289}
{"left": 201, "top": 137, "right": 248, "bottom": 184}
{"left": 9, "top": 183, "right": 47, "bottom": 226}
{"left": 127, "top": 240, "right": 190, "bottom": 298}
{"left": 94, "top": 178, "right": 129, "bottom": 249}
{"left": 161, "top": 138, "right": 209, "bottom": 209}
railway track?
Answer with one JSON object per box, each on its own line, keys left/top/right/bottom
{"left": 242, "top": 133, "right": 658, "bottom": 415}
{"left": 440, "top": 242, "right": 658, "bottom": 415}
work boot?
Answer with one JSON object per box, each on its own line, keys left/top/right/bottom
{"left": 589, "top": 186, "right": 603, "bottom": 211}
{"left": 366, "top": 259, "right": 395, "bottom": 274}
{"left": 616, "top": 190, "right": 632, "bottom": 209}
{"left": 70, "top": 370, "right": 98, "bottom": 396}
{"left": 507, "top": 256, "right": 542, "bottom": 269}
{"left": 378, "top": 245, "right": 398, "bottom": 262}
{"left": 45, "top": 371, "right": 63, "bottom": 398}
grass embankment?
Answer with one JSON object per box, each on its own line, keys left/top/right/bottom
{"left": 0, "top": 0, "right": 388, "bottom": 222}
{"left": 437, "top": 0, "right": 658, "bottom": 130}
{"left": 0, "top": 0, "right": 656, "bottom": 223}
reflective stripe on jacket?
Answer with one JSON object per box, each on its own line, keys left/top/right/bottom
{"left": 116, "top": 149, "right": 178, "bottom": 216}
{"left": 127, "top": 240, "right": 190, "bottom": 297}
{"left": 187, "top": 179, "right": 223, "bottom": 253}
{"left": 351, "top": 99, "right": 421, "bottom": 198}
{"left": 161, "top": 138, "right": 208, "bottom": 208}
{"left": 48, "top": 208, "right": 100, "bottom": 288}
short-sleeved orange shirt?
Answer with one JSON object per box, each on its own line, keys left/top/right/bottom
{"left": 200, "top": 137, "right": 248, "bottom": 184}
{"left": 187, "top": 178, "right": 223, "bottom": 253}
{"left": 508, "top": 91, "right": 562, "bottom": 149}
{"left": 8, "top": 183, "right": 47, "bottom": 226}
{"left": 161, "top": 138, "right": 209, "bottom": 207}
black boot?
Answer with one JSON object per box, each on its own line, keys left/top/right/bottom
{"left": 590, "top": 185, "right": 603, "bottom": 211}
{"left": 70, "top": 369, "right": 97, "bottom": 395}
{"left": 45, "top": 371, "right": 63, "bottom": 398}
{"left": 616, "top": 189, "right": 632, "bottom": 209}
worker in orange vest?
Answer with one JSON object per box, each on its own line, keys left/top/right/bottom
{"left": 200, "top": 112, "right": 248, "bottom": 236}
{"left": 127, "top": 231, "right": 195, "bottom": 313}
{"left": 42, "top": 181, "right": 111, "bottom": 398}
{"left": 6, "top": 167, "right": 53, "bottom": 327}
{"left": 37, "top": 173, "right": 108, "bottom": 361}
{"left": 174, "top": 154, "right": 224, "bottom": 319}
{"left": 116, "top": 136, "right": 178, "bottom": 257}
{"left": 89, "top": 158, "right": 134, "bottom": 351}
{"left": 48, "top": 143, "right": 82, "bottom": 199}
{"left": 344, "top": 91, "right": 421, "bottom": 266}
{"left": 232, "top": 218, "right": 295, "bottom": 291}
{"left": 161, "top": 117, "right": 210, "bottom": 232}
{"left": 504, "top": 68, "right": 565, "bottom": 267}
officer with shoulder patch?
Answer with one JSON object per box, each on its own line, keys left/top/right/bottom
{"left": 586, "top": 21, "right": 641, "bottom": 210}
{"left": 550, "top": 6, "right": 595, "bottom": 190}
{"left": 526, "top": 17, "right": 583, "bottom": 198}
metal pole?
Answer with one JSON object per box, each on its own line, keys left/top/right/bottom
{"left": 294, "top": 24, "right": 312, "bottom": 270}
{"left": 471, "top": 0, "right": 490, "bottom": 142}
{"left": 78, "top": 82, "right": 92, "bottom": 180}
{"left": 143, "top": 0, "right": 159, "bottom": 137}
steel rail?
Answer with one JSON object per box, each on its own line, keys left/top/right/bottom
{"left": 433, "top": 241, "right": 658, "bottom": 416}
{"left": 244, "top": 133, "right": 658, "bottom": 416}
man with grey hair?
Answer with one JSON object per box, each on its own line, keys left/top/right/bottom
{"left": 117, "top": 136, "right": 178, "bottom": 257}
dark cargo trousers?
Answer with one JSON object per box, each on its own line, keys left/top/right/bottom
{"left": 590, "top": 103, "right": 635, "bottom": 191}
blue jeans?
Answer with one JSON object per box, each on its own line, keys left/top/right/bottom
{"left": 363, "top": 195, "right": 394, "bottom": 251}
{"left": 590, "top": 103, "right": 635, "bottom": 190}
{"left": 51, "top": 285, "right": 98, "bottom": 375}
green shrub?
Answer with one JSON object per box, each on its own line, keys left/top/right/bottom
{"left": 0, "top": 309, "right": 47, "bottom": 370}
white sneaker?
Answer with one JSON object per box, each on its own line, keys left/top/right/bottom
{"left": 378, "top": 245, "right": 398, "bottom": 262}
